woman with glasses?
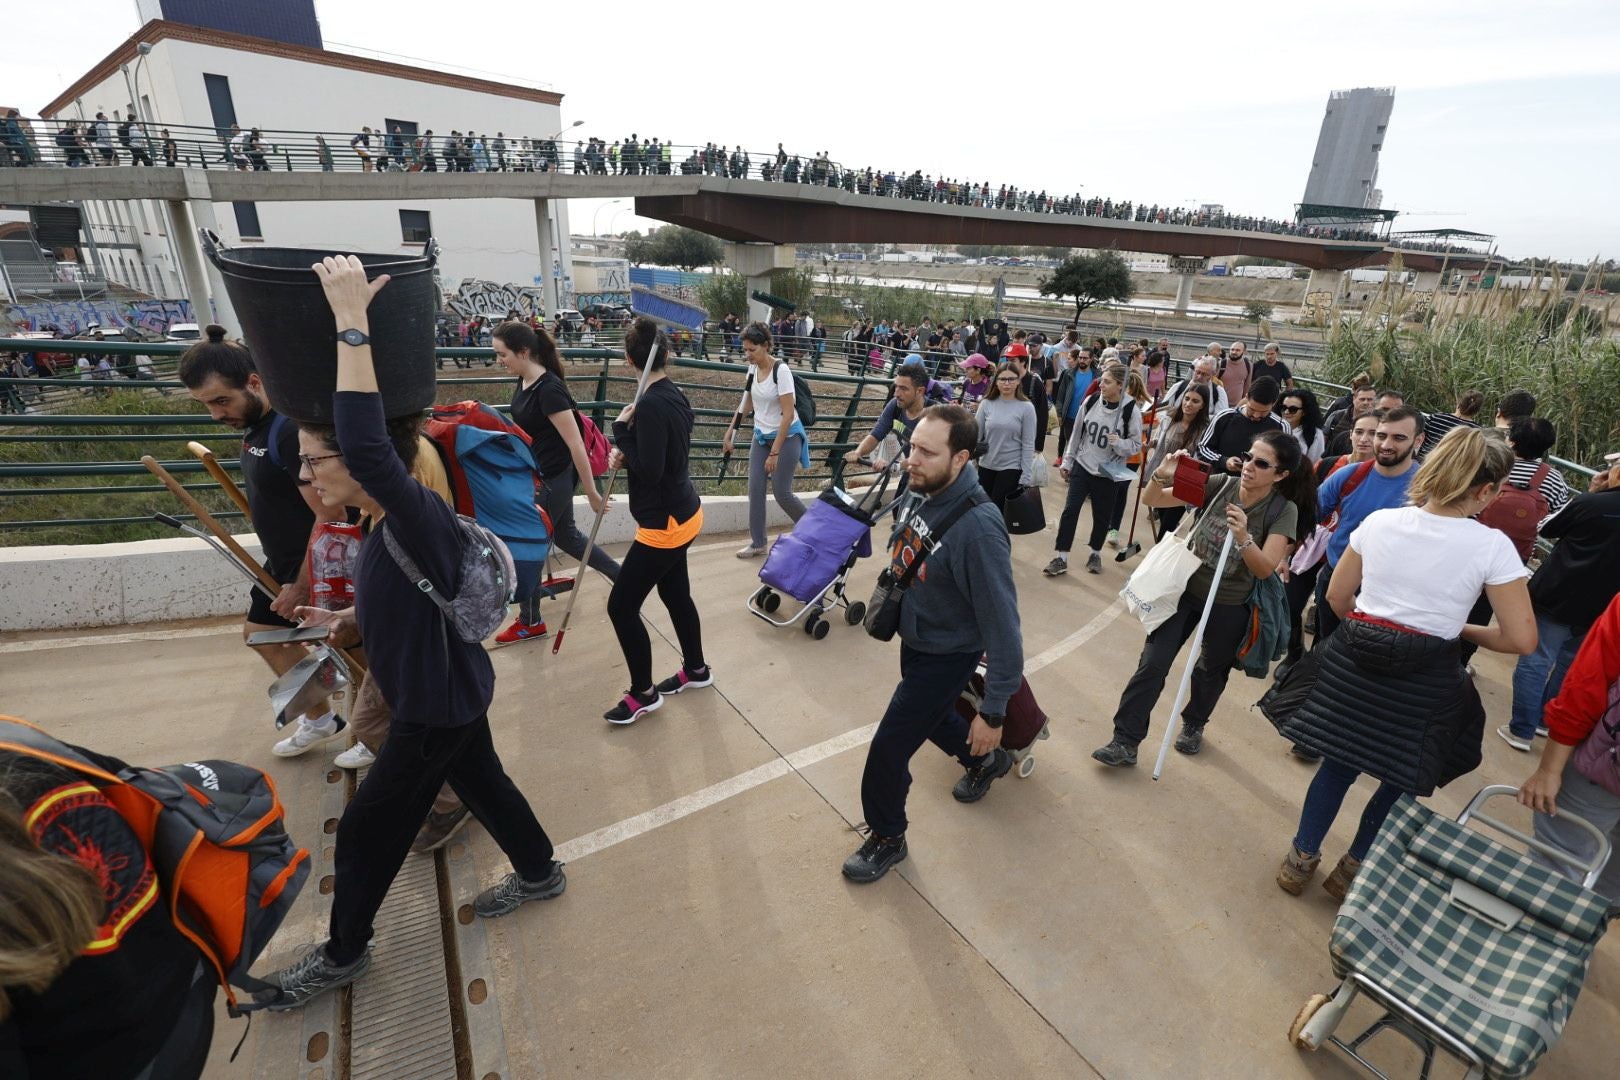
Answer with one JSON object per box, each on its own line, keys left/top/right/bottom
{"left": 975, "top": 363, "right": 1036, "bottom": 509}
{"left": 1091, "top": 430, "right": 1315, "bottom": 767}
{"left": 724, "top": 322, "right": 808, "bottom": 558}
{"left": 1279, "top": 387, "right": 1325, "bottom": 464}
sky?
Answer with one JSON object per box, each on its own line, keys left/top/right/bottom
{"left": 5, "top": 0, "right": 1620, "bottom": 262}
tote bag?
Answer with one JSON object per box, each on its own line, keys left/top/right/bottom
{"left": 1119, "top": 513, "right": 1202, "bottom": 632}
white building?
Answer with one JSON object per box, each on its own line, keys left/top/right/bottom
{"left": 43, "top": 19, "right": 574, "bottom": 306}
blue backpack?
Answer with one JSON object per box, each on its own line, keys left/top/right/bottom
{"left": 423, "top": 401, "right": 551, "bottom": 564}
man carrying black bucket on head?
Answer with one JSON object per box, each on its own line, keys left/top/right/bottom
{"left": 179, "top": 327, "right": 350, "bottom": 759}
{"left": 250, "top": 256, "right": 564, "bottom": 1010}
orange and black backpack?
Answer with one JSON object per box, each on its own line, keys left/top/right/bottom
{"left": 0, "top": 715, "right": 309, "bottom": 1017}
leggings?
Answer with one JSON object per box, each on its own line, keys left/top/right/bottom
{"left": 606, "top": 538, "right": 707, "bottom": 694}
{"left": 748, "top": 433, "right": 807, "bottom": 547}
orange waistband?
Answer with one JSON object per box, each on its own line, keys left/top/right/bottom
{"left": 635, "top": 507, "right": 704, "bottom": 549}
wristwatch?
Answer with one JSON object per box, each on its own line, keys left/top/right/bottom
{"left": 336, "top": 328, "right": 370, "bottom": 347}
{"left": 980, "top": 713, "right": 1005, "bottom": 730}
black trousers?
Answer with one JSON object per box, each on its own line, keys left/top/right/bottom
{"left": 860, "top": 645, "right": 985, "bottom": 837}
{"left": 1057, "top": 416, "right": 1075, "bottom": 460}
{"left": 606, "top": 537, "right": 706, "bottom": 693}
{"left": 1110, "top": 589, "right": 1252, "bottom": 746}
{"left": 1054, "top": 467, "right": 1117, "bottom": 554}
{"left": 1285, "top": 560, "right": 1323, "bottom": 660}
{"left": 1314, "top": 561, "right": 1343, "bottom": 643}
{"left": 327, "top": 715, "right": 554, "bottom": 965}
{"left": 979, "top": 465, "right": 1022, "bottom": 509}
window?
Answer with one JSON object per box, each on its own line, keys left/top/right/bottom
{"left": 203, "top": 73, "right": 238, "bottom": 137}
{"left": 399, "top": 209, "right": 431, "bottom": 244}
{"left": 1371, "top": 143, "right": 1383, "bottom": 152}
{"left": 233, "top": 202, "right": 262, "bottom": 240}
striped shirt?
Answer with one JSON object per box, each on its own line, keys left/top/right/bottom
{"left": 1419, "top": 412, "right": 1478, "bottom": 456}
{"left": 1506, "top": 457, "right": 1571, "bottom": 518}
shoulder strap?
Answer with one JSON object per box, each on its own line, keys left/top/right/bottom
{"left": 1341, "top": 459, "right": 1376, "bottom": 501}
{"left": 265, "top": 412, "right": 291, "bottom": 472}
{"left": 380, "top": 519, "right": 456, "bottom": 618}
{"left": 895, "top": 489, "right": 989, "bottom": 589}
{"left": 1525, "top": 460, "right": 1552, "bottom": 491}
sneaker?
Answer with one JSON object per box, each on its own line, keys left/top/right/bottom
{"left": 1174, "top": 724, "right": 1205, "bottom": 755}
{"left": 1289, "top": 742, "right": 1322, "bottom": 762}
{"left": 655, "top": 665, "right": 713, "bottom": 696}
{"left": 272, "top": 715, "right": 348, "bottom": 758}
{"left": 1322, "top": 854, "right": 1362, "bottom": 901}
{"left": 1106, "top": 529, "right": 1120, "bottom": 549}
{"left": 735, "top": 544, "right": 767, "bottom": 559}
{"left": 1277, "top": 845, "right": 1322, "bottom": 896}
{"left": 474, "top": 862, "right": 567, "bottom": 918}
{"left": 332, "top": 742, "right": 375, "bottom": 770}
{"left": 1536, "top": 724, "right": 1549, "bottom": 739}
{"left": 252, "top": 942, "right": 372, "bottom": 1011}
{"left": 841, "top": 833, "right": 908, "bottom": 884}
{"left": 411, "top": 805, "right": 471, "bottom": 854}
{"left": 952, "top": 748, "right": 1013, "bottom": 803}
{"left": 1091, "top": 739, "right": 1138, "bottom": 767}
{"left": 1496, "top": 725, "right": 1533, "bottom": 753}
{"left": 604, "top": 688, "right": 663, "bottom": 725}
{"left": 1043, "top": 556, "right": 1069, "bottom": 577}
{"left": 1085, "top": 553, "right": 1103, "bottom": 574}
{"left": 493, "top": 619, "right": 548, "bottom": 646}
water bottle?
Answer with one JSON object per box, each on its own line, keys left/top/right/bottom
{"left": 308, "top": 522, "right": 362, "bottom": 611}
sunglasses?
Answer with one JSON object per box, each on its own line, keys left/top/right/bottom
{"left": 1280, "top": 404, "right": 1303, "bottom": 414}
{"left": 1241, "top": 452, "right": 1278, "bottom": 471}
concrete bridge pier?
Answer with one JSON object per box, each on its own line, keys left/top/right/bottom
{"left": 1301, "top": 267, "right": 1345, "bottom": 317}
{"left": 724, "top": 242, "right": 795, "bottom": 323}
{"left": 1413, "top": 269, "right": 1443, "bottom": 293}
{"left": 1167, "top": 256, "right": 1208, "bottom": 316}
{"left": 179, "top": 188, "right": 240, "bottom": 335}
{"left": 534, "top": 198, "right": 561, "bottom": 317}
{"left": 166, "top": 199, "right": 216, "bottom": 338}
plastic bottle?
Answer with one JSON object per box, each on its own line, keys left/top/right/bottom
{"left": 308, "top": 522, "right": 362, "bottom": 611}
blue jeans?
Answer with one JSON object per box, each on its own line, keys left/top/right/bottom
{"left": 1292, "top": 756, "right": 1405, "bottom": 860}
{"left": 1508, "top": 614, "right": 1582, "bottom": 738}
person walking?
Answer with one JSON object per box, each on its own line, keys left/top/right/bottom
{"left": 843, "top": 405, "right": 1023, "bottom": 883}
{"left": 1276, "top": 427, "right": 1535, "bottom": 899}
{"left": 602, "top": 318, "right": 710, "bottom": 725}
{"left": 1194, "top": 376, "right": 1288, "bottom": 476}
{"left": 1045, "top": 364, "right": 1141, "bottom": 577}
{"left": 1279, "top": 387, "right": 1325, "bottom": 465}
{"left": 974, "top": 363, "right": 1036, "bottom": 509}
{"left": 350, "top": 126, "right": 373, "bottom": 172}
{"left": 1052, "top": 348, "right": 1096, "bottom": 463}
{"left": 725, "top": 323, "right": 808, "bottom": 558}
{"left": 1144, "top": 382, "right": 1213, "bottom": 537}
{"left": 1092, "top": 429, "right": 1311, "bottom": 766}
{"left": 254, "top": 255, "right": 564, "bottom": 1010}
{"left": 494, "top": 321, "right": 621, "bottom": 644}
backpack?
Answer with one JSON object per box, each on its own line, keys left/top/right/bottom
{"left": 1478, "top": 461, "right": 1552, "bottom": 561}
{"left": 771, "top": 360, "right": 818, "bottom": 427}
{"left": 381, "top": 514, "right": 516, "bottom": 643}
{"left": 423, "top": 400, "right": 551, "bottom": 563}
{"left": 578, "top": 413, "right": 612, "bottom": 477}
{"left": 0, "top": 715, "right": 308, "bottom": 1018}
{"left": 117, "top": 121, "right": 132, "bottom": 146}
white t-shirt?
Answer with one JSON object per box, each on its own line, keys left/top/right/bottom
{"left": 1348, "top": 505, "right": 1528, "bottom": 639}
{"left": 745, "top": 360, "right": 795, "bottom": 433}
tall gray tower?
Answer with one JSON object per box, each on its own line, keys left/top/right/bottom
{"left": 1302, "top": 87, "right": 1394, "bottom": 210}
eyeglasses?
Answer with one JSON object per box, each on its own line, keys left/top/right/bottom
{"left": 1240, "top": 452, "right": 1278, "bottom": 471}
{"left": 298, "top": 452, "right": 344, "bottom": 470}
{"left": 1280, "top": 405, "right": 1303, "bottom": 415}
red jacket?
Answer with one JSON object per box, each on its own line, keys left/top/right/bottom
{"left": 1544, "top": 593, "right": 1620, "bottom": 746}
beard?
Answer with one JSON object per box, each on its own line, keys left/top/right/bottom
{"left": 1377, "top": 444, "right": 1414, "bottom": 467}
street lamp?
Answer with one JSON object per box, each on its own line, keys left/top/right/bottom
{"left": 544, "top": 119, "right": 584, "bottom": 142}
{"left": 133, "top": 42, "right": 154, "bottom": 124}
{"left": 592, "top": 199, "right": 623, "bottom": 237}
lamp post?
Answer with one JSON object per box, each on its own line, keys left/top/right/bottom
{"left": 592, "top": 199, "right": 623, "bottom": 237}
{"left": 132, "top": 41, "right": 155, "bottom": 124}
{"left": 544, "top": 119, "right": 584, "bottom": 142}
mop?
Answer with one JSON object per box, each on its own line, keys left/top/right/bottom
{"left": 1151, "top": 529, "right": 1236, "bottom": 781}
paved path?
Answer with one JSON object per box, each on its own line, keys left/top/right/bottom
{"left": 5, "top": 490, "right": 1614, "bottom": 1079}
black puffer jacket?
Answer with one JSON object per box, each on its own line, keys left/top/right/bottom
{"left": 1278, "top": 615, "right": 1485, "bottom": 796}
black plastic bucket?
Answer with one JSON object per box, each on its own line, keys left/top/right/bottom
{"left": 201, "top": 230, "right": 440, "bottom": 423}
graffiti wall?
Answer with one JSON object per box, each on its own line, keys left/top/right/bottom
{"left": 629, "top": 267, "right": 708, "bottom": 304}
{"left": 445, "top": 279, "right": 548, "bottom": 319}
{"left": 3, "top": 298, "right": 196, "bottom": 335}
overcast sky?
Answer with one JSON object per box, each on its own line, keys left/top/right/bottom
{"left": 6, "top": 0, "right": 1619, "bottom": 262}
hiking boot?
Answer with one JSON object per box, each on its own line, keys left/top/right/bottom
{"left": 1106, "top": 529, "right": 1120, "bottom": 549}
{"left": 494, "top": 618, "right": 548, "bottom": 646}
{"left": 841, "top": 833, "right": 907, "bottom": 884}
{"left": 1091, "top": 739, "right": 1138, "bottom": 768}
{"left": 1086, "top": 553, "right": 1103, "bottom": 574}
{"left": 474, "top": 862, "right": 567, "bottom": 918}
{"left": 1322, "top": 854, "right": 1362, "bottom": 902}
{"left": 656, "top": 665, "right": 713, "bottom": 696}
{"left": 1496, "top": 725, "right": 1532, "bottom": 753}
{"left": 1276, "top": 845, "right": 1321, "bottom": 895}
{"left": 1043, "top": 556, "right": 1069, "bottom": 577}
{"left": 411, "top": 805, "right": 471, "bottom": 854}
{"left": 272, "top": 714, "right": 347, "bottom": 758}
{"left": 735, "top": 543, "right": 767, "bottom": 559}
{"left": 332, "top": 741, "right": 376, "bottom": 770}
{"left": 604, "top": 688, "right": 662, "bottom": 725}
{"left": 1289, "top": 742, "right": 1322, "bottom": 762}
{"left": 1174, "top": 724, "right": 1205, "bottom": 755}
{"left": 952, "top": 748, "right": 1013, "bottom": 803}
{"left": 253, "top": 942, "right": 372, "bottom": 1011}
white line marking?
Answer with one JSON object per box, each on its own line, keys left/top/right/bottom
{"left": 1025, "top": 600, "right": 1124, "bottom": 674}
{"left": 0, "top": 624, "right": 238, "bottom": 654}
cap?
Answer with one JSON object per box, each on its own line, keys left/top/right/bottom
{"left": 1002, "top": 343, "right": 1029, "bottom": 359}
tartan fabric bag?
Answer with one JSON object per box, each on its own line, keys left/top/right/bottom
{"left": 1330, "top": 795, "right": 1617, "bottom": 1080}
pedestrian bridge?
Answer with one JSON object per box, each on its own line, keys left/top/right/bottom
{"left": 2, "top": 494, "right": 1612, "bottom": 1079}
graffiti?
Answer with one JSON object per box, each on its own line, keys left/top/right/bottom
{"left": 3, "top": 298, "right": 195, "bottom": 335}
{"left": 445, "top": 279, "right": 548, "bottom": 319}
{"left": 572, "top": 292, "right": 632, "bottom": 309}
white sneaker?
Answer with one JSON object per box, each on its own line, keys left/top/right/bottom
{"left": 272, "top": 715, "right": 347, "bottom": 758}
{"left": 1495, "top": 725, "right": 1532, "bottom": 753}
{"left": 332, "top": 741, "right": 376, "bottom": 769}
{"left": 735, "top": 544, "right": 767, "bottom": 558}
{"left": 1106, "top": 529, "right": 1120, "bottom": 549}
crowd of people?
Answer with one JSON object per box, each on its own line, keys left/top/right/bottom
{"left": 7, "top": 283, "right": 1620, "bottom": 1078}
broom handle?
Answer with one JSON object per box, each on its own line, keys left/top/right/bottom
{"left": 1151, "top": 528, "right": 1234, "bottom": 780}
{"left": 187, "top": 442, "right": 253, "bottom": 522}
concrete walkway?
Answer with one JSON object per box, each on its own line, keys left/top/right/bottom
{"left": 4, "top": 490, "right": 1614, "bottom": 1079}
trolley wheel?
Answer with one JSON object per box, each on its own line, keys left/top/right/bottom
{"left": 1288, "top": 994, "right": 1333, "bottom": 1051}
{"left": 844, "top": 600, "right": 867, "bottom": 625}
{"left": 810, "top": 618, "right": 831, "bottom": 641}
{"left": 761, "top": 590, "right": 781, "bottom": 614}
{"left": 1016, "top": 755, "right": 1036, "bottom": 779}
{"left": 803, "top": 610, "right": 822, "bottom": 636}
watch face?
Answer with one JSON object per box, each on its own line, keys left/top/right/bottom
{"left": 339, "top": 329, "right": 368, "bottom": 346}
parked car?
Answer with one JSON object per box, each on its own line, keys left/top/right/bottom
{"left": 166, "top": 323, "right": 201, "bottom": 342}
{"left": 580, "top": 303, "right": 632, "bottom": 325}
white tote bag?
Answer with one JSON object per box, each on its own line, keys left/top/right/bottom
{"left": 1029, "top": 453, "right": 1050, "bottom": 488}
{"left": 1119, "top": 512, "right": 1204, "bottom": 633}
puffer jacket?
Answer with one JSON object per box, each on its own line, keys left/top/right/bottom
{"left": 1278, "top": 614, "right": 1485, "bottom": 796}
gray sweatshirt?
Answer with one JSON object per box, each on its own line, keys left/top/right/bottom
{"left": 885, "top": 463, "right": 1024, "bottom": 714}
{"left": 1062, "top": 394, "right": 1143, "bottom": 476}
{"left": 975, "top": 397, "right": 1036, "bottom": 484}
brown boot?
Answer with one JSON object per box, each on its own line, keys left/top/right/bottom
{"left": 1322, "top": 854, "right": 1362, "bottom": 901}
{"left": 1276, "top": 845, "right": 1321, "bottom": 895}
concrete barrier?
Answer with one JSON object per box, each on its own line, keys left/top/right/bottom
{"left": 0, "top": 493, "right": 794, "bottom": 632}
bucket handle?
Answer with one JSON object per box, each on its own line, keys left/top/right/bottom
{"left": 200, "top": 227, "right": 437, "bottom": 276}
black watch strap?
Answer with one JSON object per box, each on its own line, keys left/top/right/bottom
{"left": 980, "top": 713, "right": 1004, "bottom": 729}
{"left": 336, "top": 328, "right": 370, "bottom": 346}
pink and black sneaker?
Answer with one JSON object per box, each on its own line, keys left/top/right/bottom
{"left": 603, "top": 687, "right": 663, "bottom": 725}
{"left": 655, "top": 665, "right": 713, "bottom": 696}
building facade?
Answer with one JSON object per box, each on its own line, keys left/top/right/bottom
{"left": 1301, "top": 87, "right": 1395, "bottom": 211}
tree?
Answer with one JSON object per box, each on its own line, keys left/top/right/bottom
{"left": 649, "top": 226, "right": 723, "bottom": 271}
{"left": 1242, "top": 300, "right": 1275, "bottom": 344}
{"left": 1038, "top": 251, "right": 1134, "bottom": 319}
{"left": 698, "top": 271, "right": 747, "bottom": 323}
{"left": 622, "top": 230, "right": 651, "bottom": 266}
